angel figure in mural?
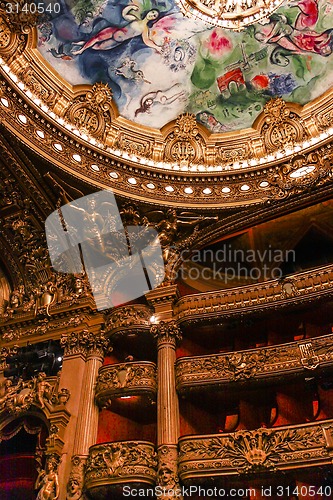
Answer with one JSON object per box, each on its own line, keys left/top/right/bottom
{"left": 255, "top": 0, "right": 333, "bottom": 65}
{"left": 134, "top": 83, "right": 187, "bottom": 117}
{"left": 71, "top": 4, "right": 163, "bottom": 55}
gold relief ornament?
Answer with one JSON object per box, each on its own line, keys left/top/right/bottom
{"left": 157, "top": 445, "right": 179, "bottom": 492}
{"left": 60, "top": 329, "right": 109, "bottom": 357}
{"left": 268, "top": 150, "right": 331, "bottom": 198}
{"left": 85, "top": 441, "right": 157, "bottom": 485}
{"left": 179, "top": 425, "right": 326, "bottom": 475}
{"left": 0, "top": 0, "right": 38, "bottom": 34}
{"left": 0, "top": 372, "right": 69, "bottom": 415}
{"left": 65, "top": 83, "right": 113, "bottom": 139}
{"left": 164, "top": 113, "right": 204, "bottom": 164}
{"left": 0, "top": 16, "right": 11, "bottom": 49}
{"left": 17, "top": 68, "right": 56, "bottom": 106}
{"left": 261, "top": 98, "right": 306, "bottom": 151}
{"left": 66, "top": 456, "right": 86, "bottom": 500}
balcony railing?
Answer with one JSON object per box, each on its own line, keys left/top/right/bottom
{"left": 176, "top": 333, "right": 333, "bottom": 391}
{"left": 175, "top": 264, "right": 333, "bottom": 324}
{"left": 85, "top": 441, "right": 157, "bottom": 489}
{"left": 105, "top": 305, "right": 153, "bottom": 337}
{"left": 95, "top": 362, "right": 157, "bottom": 407}
{"left": 178, "top": 420, "right": 333, "bottom": 481}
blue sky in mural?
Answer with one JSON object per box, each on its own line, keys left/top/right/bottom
{"left": 38, "top": 0, "right": 333, "bottom": 132}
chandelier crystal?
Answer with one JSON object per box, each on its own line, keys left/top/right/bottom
{"left": 176, "top": 0, "right": 286, "bottom": 30}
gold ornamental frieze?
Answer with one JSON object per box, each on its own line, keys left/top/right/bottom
{"left": 176, "top": 333, "right": 333, "bottom": 391}
{"left": 85, "top": 441, "right": 157, "bottom": 489}
{"left": 178, "top": 421, "right": 333, "bottom": 479}
{"left": 175, "top": 264, "right": 333, "bottom": 324}
{"left": 95, "top": 361, "right": 157, "bottom": 407}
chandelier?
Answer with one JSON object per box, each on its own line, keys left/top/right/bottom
{"left": 176, "top": 0, "right": 286, "bottom": 30}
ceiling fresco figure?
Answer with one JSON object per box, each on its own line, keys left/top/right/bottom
{"left": 38, "top": 0, "right": 333, "bottom": 130}
{"left": 71, "top": 4, "right": 162, "bottom": 55}
{"left": 255, "top": 0, "right": 333, "bottom": 66}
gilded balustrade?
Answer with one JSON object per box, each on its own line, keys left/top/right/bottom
{"left": 85, "top": 441, "right": 157, "bottom": 489}
{"left": 175, "top": 265, "right": 333, "bottom": 324}
{"left": 95, "top": 362, "right": 157, "bottom": 407}
{"left": 178, "top": 420, "right": 333, "bottom": 481}
{"left": 176, "top": 333, "right": 333, "bottom": 391}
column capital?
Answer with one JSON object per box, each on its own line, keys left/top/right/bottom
{"left": 60, "top": 329, "right": 110, "bottom": 359}
{"left": 151, "top": 321, "right": 182, "bottom": 348}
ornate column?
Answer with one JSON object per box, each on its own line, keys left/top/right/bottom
{"left": 151, "top": 320, "right": 182, "bottom": 498}
{"left": 59, "top": 329, "right": 109, "bottom": 500}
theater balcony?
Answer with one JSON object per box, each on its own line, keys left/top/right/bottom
{"left": 178, "top": 420, "right": 333, "bottom": 482}
{"left": 95, "top": 362, "right": 157, "bottom": 407}
{"left": 176, "top": 332, "right": 333, "bottom": 392}
{"left": 85, "top": 441, "right": 157, "bottom": 497}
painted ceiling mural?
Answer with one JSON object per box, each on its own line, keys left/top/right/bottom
{"left": 38, "top": 0, "right": 333, "bottom": 132}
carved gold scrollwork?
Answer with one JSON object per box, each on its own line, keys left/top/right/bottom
{"left": 85, "top": 441, "right": 157, "bottom": 489}
{"left": 260, "top": 98, "right": 306, "bottom": 151}
{"left": 114, "top": 132, "right": 153, "bottom": 158}
{"left": 65, "top": 83, "right": 113, "bottom": 139}
{"left": 17, "top": 68, "right": 56, "bottom": 106}
{"left": 164, "top": 113, "right": 204, "bottom": 164}
{"left": 268, "top": 151, "right": 331, "bottom": 199}
{"left": 0, "top": 0, "right": 38, "bottom": 34}
{"left": 0, "top": 16, "right": 11, "bottom": 49}
{"left": 151, "top": 320, "right": 182, "bottom": 347}
{"left": 60, "top": 329, "right": 109, "bottom": 358}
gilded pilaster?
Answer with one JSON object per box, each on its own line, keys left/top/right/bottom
{"left": 151, "top": 320, "right": 182, "bottom": 498}
{"left": 59, "top": 329, "right": 109, "bottom": 500}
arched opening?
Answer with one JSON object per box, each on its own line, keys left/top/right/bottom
{"left": 0, "top": 415, "right": 48, "bottom": 500}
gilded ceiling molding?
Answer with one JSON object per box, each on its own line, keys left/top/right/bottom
{"left": 1, "top": 73, "right": 333, "bottom": 206}
{"left": 1, "top": 21, "right": 333, "bottom": 206}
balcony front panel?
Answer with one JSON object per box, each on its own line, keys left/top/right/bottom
{"left": 179, "top": 420, "right": 333, "bottom": 481}
{"left": 95, "top": 362, "right": 157, "bottom": 407}
{"left": 176, "top": 333, "right": 333, "bottom": 391}
{"left": 175, "top": 265, "right": 333, "bottom": 325}
{"left": 105, "top": 305, "right": 153, "bottom": 337}
{"left": 85, "top": 441, "right": 157, "bottom": 489}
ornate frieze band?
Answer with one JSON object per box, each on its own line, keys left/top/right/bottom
{"left": 95, "top": 361, "right": 157, "bottom": 407}
{"left": 176, "top": 333, "right": 333, "bottom": 391}
{"left": 85, "top": 441, "right": 157, "bottom": 489}
{"left": 178, "top": 420, "right": 333, "bottom": 480}
{"left": 175, "top": 264, "right": 333, "bottom": 325}
{"left": 0, "top": 71, "right": 333, "bottom": 207}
